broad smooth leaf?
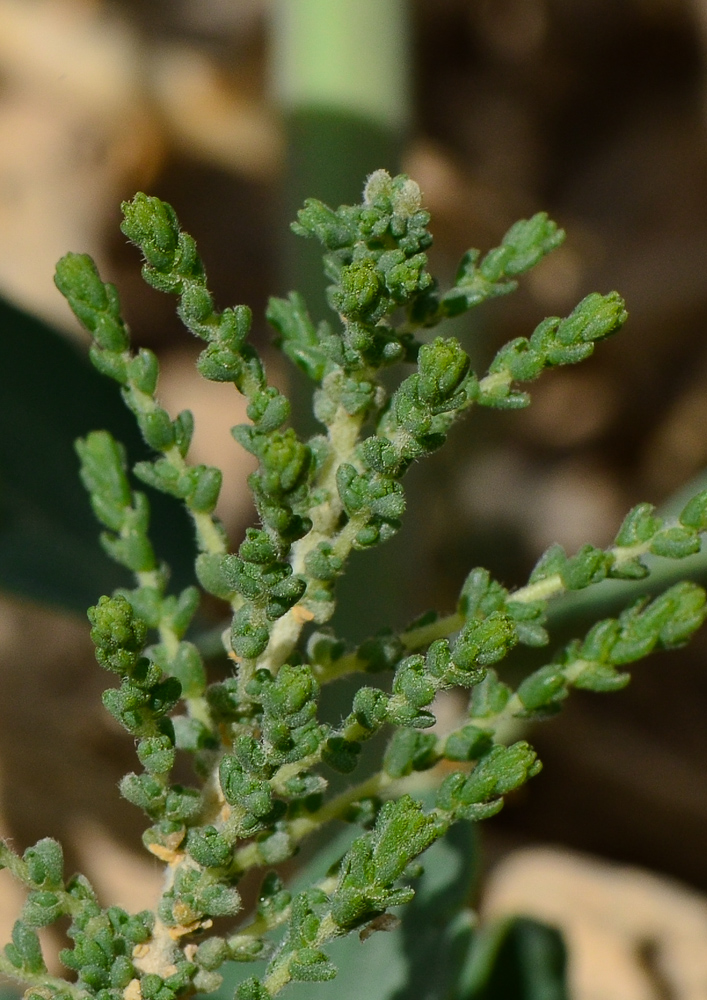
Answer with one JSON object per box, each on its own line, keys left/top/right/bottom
{"left": 0, "top": 295, "right": 193, "bottom": 611}
{"left": 213, "top": 816, "right": 479, "bottom": 1000}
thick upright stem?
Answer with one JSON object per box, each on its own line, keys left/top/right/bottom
{"left": 271, "top": 0, "right": 410, "bottom": 134}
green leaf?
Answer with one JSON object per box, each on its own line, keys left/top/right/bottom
{"left": 23, "top": 838, "right": 64, "bottom": 889}
{"left": 458, "top": 916, "right": 568, "bottom": 1000}
{"left": 516, "top": 666, "right": 567, "bottom": 713}
{"left": 208, "top": 817, "right": 478, "bottom": 1000}
{"left": 267, "top": 293, "right": 328, "bottom": 381}
{"left": 0, "top": 295, "right": 193, "bottom": 611}
{"left": 6, "top": 921, "right": 46, "bottom": 974}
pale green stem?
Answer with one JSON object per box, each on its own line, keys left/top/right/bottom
{"left": 313, "top": 526, "right": 689, "bottom": 684}
{"left": 286, "top": 771, "right": 391, "bottom": 844}
{"left": 0, "top": 844, "right": 83, "bottom": 918}
{"left": 136, "top": 568, "right": 163, "bottom": 590}
{"left": 270, "top": 753, "right": 321, "bottom": 795}
{"left": 232, "top": 771, "right": 391, "bottom": 875}
{"left": 227, "top": 874, "right": 338, "bottom": 956}
{"left": 271, "top": 0, "right": 410, "bottom": 133}
{"left": 256, "top": 404, "right": 366, "bottom": 675}
{"left": 401, "top": 613, "right": 465, "bottom": 651}
{"left": 263, "top": 960, "right": 292, "bottom": 998}
{"left": 477, "top": 370, "right": 512, "bottom": 397}
{"left": 0, "top": 955, "right": 89, "bottom": 999}
{"left": 511, "top": 538, "right": 661, "bottom": 606}
{"left": 123, "top": 381, "right": 228, "bottom": 560}
{"left": 126, "top": 373, "right": 242, "bottom": 673}
{"left": 137, "top": 569, "right": 216, "bottom": 728}
{"left": 470, "top": 656, "right": 613, "bottom": 746}
{"left": 262, "top": 909, "right": 342, "bottom": 998}
{"left": 312, "top": 610, "right": 464, "bottom": 682}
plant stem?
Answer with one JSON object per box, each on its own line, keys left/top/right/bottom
{"left": 272, "top": 0, "right": 410, "bottom": 132}
{"left": 286, "top": 771, "right": 391, "bottom": 845}
{"left": 257, "top": 404, "right": 366, "bottom": 674}
{"left": 232, "top": 771, "right": 392, "bottom": 874}
{"left": 0, "top": 954, "right": 88, "bottom": 999}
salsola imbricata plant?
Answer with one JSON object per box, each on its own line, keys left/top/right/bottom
{"left": 2, "top": 170, "right": 706, "bottom": 1000}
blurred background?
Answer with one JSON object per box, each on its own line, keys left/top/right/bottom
{"left": 2, "top": 0, "right": 707, "bottom": 996}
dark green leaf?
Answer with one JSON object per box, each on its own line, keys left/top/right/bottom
{"left": 458, "top": 916, "right": 568, "bottom": 1000}
{"left": 0, "top": 296, "right": 193, "bottom": 610}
